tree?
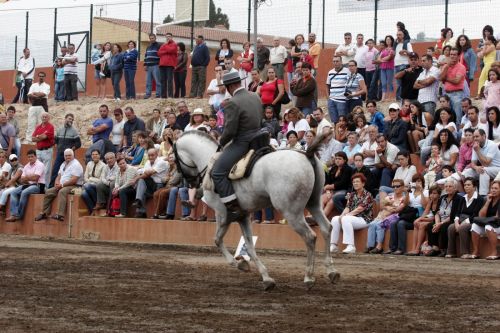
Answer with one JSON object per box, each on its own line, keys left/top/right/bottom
{"left": 162, "top": 0, "right": 229, "bottom": 29}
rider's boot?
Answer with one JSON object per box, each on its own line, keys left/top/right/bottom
{"left": 225, "top": 199, "right": 246, "bottom": 222}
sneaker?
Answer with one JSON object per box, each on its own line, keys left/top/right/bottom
{"left": 115, "top": 214, "right": 126, "bottom": 218}
{"left": 330, "top": 244, "right": 339, "bottom": 253}
{"left": 99, "top": 72, "right": 106, "bottom": 77}
{"left": 342, "top": 245, "right": 356, "bottom": 254}
{"left": 115, "top": 98, "right": 121, "bottom": 101}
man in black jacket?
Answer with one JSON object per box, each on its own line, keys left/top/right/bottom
{"left": 384, "top": 103, "right": 408, "bottom": 152}
{"left": 211, "top": 72, "right": 262, "bottom": 221}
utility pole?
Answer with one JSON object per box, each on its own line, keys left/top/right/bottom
{"left": 150, "top": 0, "right": 154, "bottom": 35}
{"left": 253, "top": 0, "right": 258, "bottom": 69}
{"left": 190, "top": 0, "right": 195, "bottom": 50}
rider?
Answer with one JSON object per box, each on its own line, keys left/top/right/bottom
{"left": 211, "top": 71, "right": 262, "bottom": 222}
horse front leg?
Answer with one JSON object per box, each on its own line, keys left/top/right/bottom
{"left": 238, "top": 217, "right": 275, "bottom": 291}
{"left": 214, "top": 212, "right": 239, "bottom": 267}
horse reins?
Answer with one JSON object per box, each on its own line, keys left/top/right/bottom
{"left": 173, "top": 142, "right": 207, "bottom": 188}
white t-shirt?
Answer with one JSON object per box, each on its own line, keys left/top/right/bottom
{"left": 207, "top": 78, "right": 230, "bottom": 108}
{"left": 143, "top": 157, "right": 169, "bottom": 183}
{"left": 0, "top": 161, "right": 12, "bottom": 176}
{"left": 354, "top": 44, "right": 368, "bottom": 68}
{"left": 435, "top": 122, "right": 457, "bottom": 133}
{"left": 28, "top": 82, "right": 51, "bottom": 98}
{"left": 394, "top": 165, "right": 417, "bottom": 186}
{"left": 394, "top": 41, "right": 413, "bottom": 67}
{"left": 463, "top": 120, "right": 487, "bottom": 133}
{"left": 316, "top": 118, "right": 332, "bottom": 135}
{"left": 111, "top": 119, "right": 125, "bottom": 146}
{"left": 58, "top": 158, "right": 84, "bottom": 185}
{"left": 409, "top": 190, "right": 428, "bottom": 209}
{"left": 472, "top": 139, "right": 500, "bottom": 167}
{"left": 359, "top": 140, "right": 378, "bottom": 166}
{"left": 374, "top": 142, "right": 400, "bottom": 165}
{"left": 184, "top": 123, "right": 210, "bottom": 132}
{"left": 287, "top": 119, "right": 310, "bottom": 134}
{"left": 440, "top": 144, "right": 459, "bottom": 166}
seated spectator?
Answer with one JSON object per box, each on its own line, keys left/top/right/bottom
{"left": 113, "top": 157, "right": 138, "bottom": 218}
{"left": 423, "top": 144, "right": 442, "bottom": 189}
{"left": 335, "top": 116, "right": 348, "bottom": 143}
{"left": 184, "top": 108, "right": 209, "bottom": 132}
{"left": 352, "top": 153, "right": 375, "bottom": 195}
{"left": 146, "top": 108, "right": 166, "bottom": 143}
{"left": 261, "top": 106, "right": 281, "bottom": 139}
{"left": 175, "top": 101, "right": 191, "bottom": 130}
{"left": 322, "top": 152, "right": 352, "bottom": 217}
{"left": 398, "top": 99, "right": 412, "bottom": 123}
{"left": 6, "top": 106, "right": 21, "bottom": 155}
{"left": 456, "top": 128, "right": 474, "bottom": 172}
{"left": 122, "top": 107, "right": 146, "bottom": 148}
{"left": 0, "top": 113, "right": 16, "bottom": 159}
{"left": 159, "top": 129, "right": 174, "bottom": 160}
{"left": 303, "top": 130, "right": 316, "bottom": 150}
{"left": 434, "top": 165, "right": 462, "bottom": 192}
{"left": 354, "top": 114, "right": 369, "bottom": 144}
{"left": 165, "top": 111, "right": 182, "bottom": 131}
{"left": 312, "top": 107, "right": 332, "bottom": 135}
{"left": 435, "top": 128, "right": 459, "bottom": 170}
{"left": 342, "top": 132, "right": 361, "bottom": 167}
{"left": 319, "top": 128, "right": 344, "bottom": 167}
{"left": 34, "top": 149, "right": 83, "bottom": 221}
{"left": 446, "top": 177, "right": 483, "bottom": 258}
{"left": 485, "top": 106, "right": 500, "bottom": 143}
{"left": 153, "top": 154, "right": 181, "bottom": 219}
{"left": 330, "top": 173, "right": 374, "bottom": 254}
{"left": 433, "top": 107, "right": 457, "bottom": 137}
{"left": 462, "top": 129, "right": 500, "bottom": 196}
{"left": 483, "top": 70, "right": 499, "bottom": 114}
{"left": 406, "top": 185, "right": 442, "bottom": 255}
{"left": 388, "top": 174, "right": 428, "bottom": 255}
{"left": 5, "top": 150, "right": 45, "bottom": 222}
{"left": 359, "top": 125, "right": 378, "bottom": 171}
{"left": 208, "top": 115, "right": 223, "bottom": 134}
{"left": 285, "top": 130, "right": 302, "bottom": 150}
{"left": 165, "top": 180, "right": 190, "bottom": 220}
{"left": 407, "top": 101, "right": 430, "bottom": 153}
{"left": 366, "top": 178, "right": 408, "bottom": 254}
{"left": 384, "top": 103, "right": 408, "bottom": 152}
{"left": 367, "top": 100, "right": 385, "bottom": 133}
{"left": 463, "top": 106, "right": 487, "bottom": 135}
{"left": 286, "top": 107, "right": 310, "bottom": 141}
{"left": 87, "top": 104, "right": 113, "bottom": 144}
{"left": 81, "top": 149, "right": 106, "bottom": 214}
{"left": 51, "top": 113, "right": 81, "bottom": 188}
{"left": 132, "top": 148, "right": 168, "bottom": 218}
{"left": 94, "top": 152, "right": 118, "bottom": 216}
{"left": 0, "top": 150, "right": 12, "bottom": 184}
{"left": 0, "top": 154, "right": 23, "bottom": 215}
{"left": 373, "top": 134, "right": 400, "bottom": 188}
{"left": 290, "top": 62, "right": 316, "bottom": 116}
{"left": 425, "top": 179, "right": 461, "bottom": 257}
{"left": 131, "top": 132, "right": 154, "bottom": 168}
{"left": 469, "top": 181, "right": 500, "bottom": 260}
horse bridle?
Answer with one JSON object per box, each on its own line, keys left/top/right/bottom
{"left": 173, "top": 142, "right": 207, "bottom": 188}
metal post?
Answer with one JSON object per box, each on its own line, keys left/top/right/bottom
{"left": 253, "top": 0, "right": 257, "bottom": 69}
{"left": 374, "top": 0, "right": 378, "bottom": 42}
{"left": 25, "top": 11, "right": 29, "bottom": 48}
{"left": 53, "top": 8, "right": 57, "bottom": 61}
{"left": 444, "top": 0, "right": 449, "bottom": 28}
{"left": 14, "top": 36, "right": 18, "bottom": 68}
{"left": 322, "top": 0, "right": 325, "bottom": 48}
{"left": 150, "top": 0, "right": 154, "bottom": 35}
{"left": 138, "top": 0, "right": 142, "bottom": 60}
{"left": 190, "top": 0, "right": 195, "bottom": 50}
{"left": 247, "top": 0, "right": 251, "bottom": 42}
{"left": 308, "top": 0, "right": 312, "bottom": 34}
{"left": 89, "top": 4, "right": 93, "bottom": 64}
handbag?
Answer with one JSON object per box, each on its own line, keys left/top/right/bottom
{"left": 108, "top": 196, "right": 121, "bottom": 217}
{"left": 274, "top": 79, "right": 290, "bottom": 104}
{"left": 473, "top": 216, "right": 500, "bottom": 228}
{"left": 398, "top": 206, "right": 419, "bottom": 222}
{"left": 379, "top": 213, "right": 400, "bottom": 230}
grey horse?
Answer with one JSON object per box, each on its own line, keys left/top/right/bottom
{"left": 174, "top": 131, "right": 339, "bottom": 290}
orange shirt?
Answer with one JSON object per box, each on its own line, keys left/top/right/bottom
{"left": 309, "top": 42, "right": 321, "bottom": 69}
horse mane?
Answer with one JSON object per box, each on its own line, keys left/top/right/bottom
{"left": 180, "top": 130, "right": 219, "bottom": 146}
{"left": 305, "top": 128, "right": 331, "bottom": 159}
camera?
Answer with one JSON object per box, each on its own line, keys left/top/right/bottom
{"left": 344, "top": 90, "right": 352, "bottom": 98}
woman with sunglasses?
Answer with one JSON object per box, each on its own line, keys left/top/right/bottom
{"left": 379, "top": 151, "right": 417, "bottom": 203}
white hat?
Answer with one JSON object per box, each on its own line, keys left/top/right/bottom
{"left": 191, "top": 108, "right": 206, "bottom": 116}
{"left": 9, "top": 154, "right": 18, "bottom": 161}
{"left": 388, "top": 103, "right": 400, "bottom": 110}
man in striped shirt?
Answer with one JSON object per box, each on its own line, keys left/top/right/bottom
{"left": 62, "top": 43, "right": 78, "bottom": 101}
{"left": 326, "top": 55, "right": 350, "bottom": 123}
{"left": 144, "top": 34, "right": 162, "bottom": 99}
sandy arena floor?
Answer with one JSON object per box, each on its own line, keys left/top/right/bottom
{"left": 0, "top": 234, "right": 499, "bottom": 333}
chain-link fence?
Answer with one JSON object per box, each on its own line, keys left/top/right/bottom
{"left": 0, "top": 0, "right": 498, "bottom": 72}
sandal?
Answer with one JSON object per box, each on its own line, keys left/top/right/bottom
{"left": 197, "top": 215, "right": 207, "bottom": 221}
{"left": 486, "top": 256, "right": 499, "bottom": 260}
{"left": 34, "top": 213, "right": 47, "bottom": 221}
{"left": 181, "top": 216, "right": 195, "bottom": 221}
{"left": 463, "top": 254, "right": 479, "bottom": 259}
{"left": 181, "top": 200, "right": 195, "bottom": 209}
{"left": 51, "top": 214, "right": 65, "bottom": 222}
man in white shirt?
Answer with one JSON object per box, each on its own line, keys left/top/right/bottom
{"left": 462, "top": 129, "right": 500, "bottom": 195}
{"left": 312, "top": 107, "right": 331, "bottom": 135}
{"left": 462, "top": 106, "right": 487, "bottom": 133}
{"left": 334, "top": 32, "right": 356, "bottom": 66}
{"left": 319, "top": 129, "right": 344, "bottom": 166}
{"left": 95, "top": 152, "right": 119, "bottom": 213}
{"left": 353, "top": 34, "right": 368, "bottom": 78}
{"left": 270, "top": 37, "right": 287, "bottom": 79}
{"left": 326, "top": 56, "right": 350, "bottom": 123}
{"left": 414, "top": 54, "right": 440, "bottom": 117}
{"left": 374, "top": 134, "right": 400, "bottom": 188}
{"left": 35, "top": 148, "right": 83, "bottom": 221}
{"left": 133, "top": 148, "right": 168, "bottom": 218}
{"left": 62, "top": 43, "right": 79, "bottom": 101}
{"left": 394, "top": 30, "right": 413, "bottom": 101}
{"left": 207, "top": 65, "right": 230, "bottom": 114}
{"left": 13, "top": 48, "right": 35, "bottom": 104}
{"left": 359, "top": 125, "right": 379, "bottom": 170}
{"left": 27, "top": 71, "right": 50, "bottom": 112}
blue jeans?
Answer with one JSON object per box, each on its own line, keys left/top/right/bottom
{"left": 368, "top": 68, "right": 382, "bottom": 100}
{"left": 124, "top": 69, "right": 136, "bottom": 99}
{"left": 160, "top": 66, "right": 174, "bottom": 98}
{"left": 174, "top": 71, "right": 187, "bottom": 98}
{"left": 327, "top": 99, "right": 347, "bottom": 123}
{"left": 446, "top": 90, "right": 464, "bottom": 123}
{"left": 81, "top": 183, "right": 97, "bottom": 213}
{"left": 380, "top": 68, "right": 394, "bottom": 93}
{"left": 300, "top": 107, "right": 313, "bottom": 117}
{"left": 145, "top": 65, "right": 161, "bottom": 97}
{"left": 111, "top": 70, "right": 123, "bottom": 99}
{"left": 395, "top": 64, "right": 407, "bottom": 101}
{"left": 366, "top": 220, "right": 386, "bottom": 248}
{"left": 375, "top": 167, "right": 395, "bottom": 188}
{"left": 9, "top": 184, "right": 41, "bottom": 218}
{"left": 389, "top": 219, "right": 414, "bottom": 252}
{"left": 421, "top": 101, "right": 436, "bottom": 118}
{"left": 166, "top": 187, "right": 190, "bottom": 217}
{"left": 333, "top": 190, "right": 347, "bottom": 213}
{"left": 54, "top": 81, "right": 65, "bottom": 101}
{"left": 254, "top": 208, "right": 274, "bottom": 221}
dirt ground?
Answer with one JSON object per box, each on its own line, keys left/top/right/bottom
{"left": 0, "top": 234, "right": 499, "bottom": 333}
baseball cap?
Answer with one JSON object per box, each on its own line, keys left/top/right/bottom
{"left": 388, "top": 103, "right": 400, "bottom": 111}
{"left": 408, "top": 52, "right": 419, "bottom": 59}
{"left": 9, "top": 154, "right": 18, "bottom": 161}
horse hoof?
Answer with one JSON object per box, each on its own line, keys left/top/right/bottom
{"left": 328, "top": 272, "right": 341, "bottom": 284}
{"left": 305, "top": 280, "right": 315, "bottom": 291}
{"left": 263, "top": 279, "right": 276, "bottom": 291}
{"left": 237, "top": 259, "right": 250, "bottom": 272}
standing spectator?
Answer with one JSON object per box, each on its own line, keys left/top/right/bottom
{"left": 397, "top": 21, "right": 411, "bottom": 42}
{"left": 189, "top": 35, "right": 210, "bottom": 99}
{"left": 256, "top": 67, "right": 284, "bottom": 120}
{"left": 26, "top": 71, "right": 50, "bottom": 142}
{"left": 326, "top": 55, "right": 349, "bottom": 123}
{"left": 34, "top": 149, "right": 83, "bottom": 222}
{"left": 122, "top": 107, "right": 146, "bottom": 148}
{"left": 94, "top": 152, "right": 118, "bottom": 215}
{"left": 50, "top": 113, "right": 81, "bottom": 188}
{"left": 334, "top": 32, "right": 356, "bottom": 66}
{"left": 123, "top": 41, "right": 138, "bottom": 99}
{"left": 462, "top": 129, "right": 500, "bottom": 196}
{"left": 477, "top": 35, "right": 497, "bottom": 95}
{"left": 145, "top": 109, "right": 166, "bottom": 143}
{"left": 414, "top": 54, "right": 440, "bottom": 117}
{"left": 384, "top": 103, "right": 409, "bottom": 152}
{"left": 394, "top": 30, "right": 413, "bottom": 101}
{"left": 367, "top": 100, "right": 385, "bottom": 133}
{"left": 456, "top": 35, "right": 478, "bottom": 88}
{"left": 12, "top": 48, "right": 35, "bottom": 104}
{"left": 377, "top": 36, "right": 395, "bottom": 102}
{"left": 132, "top": 148, "right": 168, "bottom": 218}
{"left": 256, "top": 37, "right": 270, "bottom": 80}
{"left": 394, "top": 52, "right": 422, "bottom": 101}
{"left": 270, "top": 37, "right": 287, "bottom": 79}
{"left": 439, "top": 48, "right": 466, "bottom": 122}
{"left": 32, "top": 112, "right": 54, "bottom": 187}
{"left": 353, "top": 34, "right": 368, "bottom": 78}
{"left": 290, "top": 62, "right": 316, "bottom": 116}
{"left": 87, "top": 105, "right": 113, "bottom": 144}
{"left": 215, "top": 38, "right": 233, "bottom": 69}
{"left": 237, "top": 41, "right": 254, "bottom": 89}
{"left": 322, "top": 151, "right": 352, "bottom": 216}
{"left": 344, "top": 60, "right": 367, "bottom": 113}
{"left": 144, "top": 34, "right": 162, "bottom": 99}
{"left": 5, "top": 150, "right": 45, "bottom": 222}
{"left": 175, "top": 100, "right": 190, "bottom": 130}
{"left": 53, "top": 58, "right": 65, "bottom": 102}
{"left": 109, "top": 43, "right": 124, "bottom": 101}
{"left": 308, "top": 33, "right": 321, "bottom": 76}
{"left": 6, "top": 106, "right": 21, "bottom": 155}
{"left": 92, "top": 42, "right": 111, "bottom": 99}
{"left": 62, "top": 43, "right": 78, "bottom": 101}
{"left": 81, "top": 149, "right": 106, "bottom": 214}
{"left": 364, "top": 39, "right": 379, "bottom": 94}
{"left": 0, "top": 113, "right": 15, "bottom": 158}
{"left": 174, "top": 42, "right": 188, "bottom": 98}
{"left": 158, "top": 32, "right": 177, "bottom": 98}
{"left": 113, "top": 157, "right": 138, "bottom": 218}
{"left": 111, "top": 108, "right": 125, "bottom": 150}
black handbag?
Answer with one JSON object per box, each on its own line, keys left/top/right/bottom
{"left": 274, "top": 79, "right": 290, "bottom": 104}
{"left": 398, "top": 206, "right": 419, "bottom": 222}
{"left": 473, "top": 216, "right": 500, "bottom": 228}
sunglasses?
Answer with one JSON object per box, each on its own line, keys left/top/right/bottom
{"left": 392, "top": 185, "right": 402, "bottom": 188}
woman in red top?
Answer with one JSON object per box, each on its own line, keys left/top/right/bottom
{"left": 237, "top": 41, "right": 254, "bottom": 89}
{"left": 256, "top": 67, "right": 284, "bottom": 119}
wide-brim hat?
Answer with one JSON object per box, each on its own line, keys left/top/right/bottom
{"left": 191, "top": 108, "right": 206, "bottom": 116}
{"left": 217, "top": 71, "right": 245, "bottom": 86}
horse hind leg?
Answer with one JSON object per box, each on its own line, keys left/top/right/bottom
{"left": 238, "top": 217, "right": 275, "bottom": 291}
{"left": 307, "top": 204, "right": 340, "bottom": 285}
